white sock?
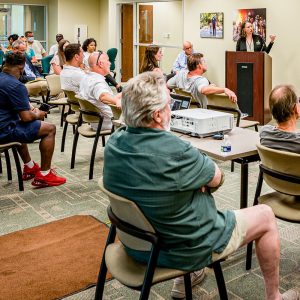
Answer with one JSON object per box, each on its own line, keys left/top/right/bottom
{"left": 25, "top": 160, "right": 34, "bottom": 168}
{"left": 40, "top": 170, "right": 50, "bottom": 176}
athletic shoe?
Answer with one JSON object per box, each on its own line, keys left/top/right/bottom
{"left": 32, "top": 169, "right": 66, "bottom": 187}
{"left": 282, "top": 289, "right": 300, "bottom": 300}
{"left": 171, "top": 269, "right": 206, "bottom": 299}
{"left": 22, "top": 162, "right": 40, "bottom": 180}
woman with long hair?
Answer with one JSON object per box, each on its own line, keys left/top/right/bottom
{"left": 236, "top": 21, "right": 276, "bottom": 53}
{"left": 50, "top": 39, "right": 70, "bottom": 75}
{"left": 140, "top": 45, "right": 163, "bottom": 74}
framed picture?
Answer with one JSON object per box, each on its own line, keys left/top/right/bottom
{"left": 200, "top": 12, "right": 224, "bottom": 39}
{"left": 233, "top": 8, "right": 267, "bottom": 41}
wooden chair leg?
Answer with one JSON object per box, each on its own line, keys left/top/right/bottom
{"left": 213, "top": 261, "right": 228, "bottom": 300}
{"left": 12, "top": 147, "right": 24, "bottom": 191}
{"left": 184, "top": 273, "right": 192, "bottom": 300}
{"left": 4, "top": 149, "right": 12, "bottom": 181}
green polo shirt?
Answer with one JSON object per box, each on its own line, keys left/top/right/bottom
{"left": 103, "top": 127, "right": 236, "bottom": 271}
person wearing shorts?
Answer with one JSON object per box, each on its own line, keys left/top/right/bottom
{"left": 0, "top": 52, "right": 66, "bottom": 187}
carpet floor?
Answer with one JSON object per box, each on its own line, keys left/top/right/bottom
{"left": 0, "top": 215, "right": 110, "bottom": 300}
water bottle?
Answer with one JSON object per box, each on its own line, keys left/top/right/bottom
{"left": 221, "top": 135, "right": 231, "bottom": 152}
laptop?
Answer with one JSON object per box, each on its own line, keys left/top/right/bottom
{"left": 170, "top": 93, "right": 191, "bottom": 111}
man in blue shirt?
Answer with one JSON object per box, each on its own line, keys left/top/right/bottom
{"left": 103, "top": 71, "right": 299, "bottom": 300}
{"left": 172, "top": 41, "right": 194, "bottom": 73}
{"left": 0, "top": 52, "right": 66, "bottom": 187}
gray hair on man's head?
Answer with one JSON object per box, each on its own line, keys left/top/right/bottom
{"left": 122, "top": 71, "right": 169, "bottom": 128}
{"left": 12, "top": 40, "right": 25, "bottom": 49}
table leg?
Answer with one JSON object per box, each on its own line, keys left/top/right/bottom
{"left": 240, "top": 161, "right": 248, "bottom": 209}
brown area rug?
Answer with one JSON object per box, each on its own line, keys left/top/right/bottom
{"left": 0, "top": 215, "right": 111, "bottom": 300}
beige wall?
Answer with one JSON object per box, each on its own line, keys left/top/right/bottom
{"left": 184, "top": 0, "right": 300, "bottom": 92}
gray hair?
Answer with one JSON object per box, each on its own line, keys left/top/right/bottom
{"left": 122, "top": 71, "right": 169, "bottom": 128}
{"left": 12, "top": 40, "right": 25, "bottom": 49}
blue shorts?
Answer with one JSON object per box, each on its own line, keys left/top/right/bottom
{"left": 0, "top": 120, "right": 41, "bottom": 144}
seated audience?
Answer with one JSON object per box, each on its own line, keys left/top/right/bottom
{"left": 78, "top": 51, "right": 121, "bottom": 130}
{"left": 1, "top": 34, "right": 19, "bottom": 53}
{"left": 260, "top": 85, "right": 300, "bottom": 153}
{"left": 60, "top": 43, "right": 85, "bottom": 93}
{"left": 0, "top": 52, "right": 66, "bottom": 187}
{"left": 11, "top": 40, "right": 48, "bottom": 97}
{"left": 167, "top": 53, "right": 237, "bottom": 108}
{"left": 82, "top": 38, "right": 97, "bottom": 69}
{"left": 25, "top": 31, "right": 46, "bottom": 60}
{"left": 172, "top": 40, "right": 194, "bottom": 72}
{"left": 49, "top": 33, "right": 64, "bottom": 56}
{"left": 103, "top": 71, "right": 299, "bottom": 300}
{"left": 49, "top": 39, "right": 69, "bottom": 75}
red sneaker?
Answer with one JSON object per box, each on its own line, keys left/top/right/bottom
{"left": 32, "top": 169, "right": 66, "bottom": 187}
{"left": 22, "top": 162, "right": 40, "bottom": 180}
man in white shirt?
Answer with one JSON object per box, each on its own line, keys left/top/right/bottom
{"left": 78, "top": 51, "right": 121, "bottom": 130}
{"left": 60, "top": 43, "right": 85, "bottom": 94}
{"left": 25, "top": 31, "right": 46, "bottom": 60}
{"left": 49, "top": 33, "right": 64, "bottom": 56}
{"left": 167, "top": 53, "right": 237, "bottom": 108}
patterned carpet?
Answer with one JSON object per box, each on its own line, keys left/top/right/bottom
{"left": 1, "top": 109, "right": 299, "bottom": 300}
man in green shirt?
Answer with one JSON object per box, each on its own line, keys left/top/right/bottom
{"left": 103, "top": 72, "right": 299, "bottom": 300}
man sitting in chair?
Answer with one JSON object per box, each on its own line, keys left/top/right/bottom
{"left": 103, "top": 71, "right": 299, "bottom": 300}
{"left": 167, "top": 53, "right": 237, "bottom": 108}
{"left": 78, "top": 51, "right": 121, "bottom": 131}
{"left": 260, "top": 85, "right": 300, "bottom": 153}
{"left": 0, "top": 52, "right": 66, "bottom": 187}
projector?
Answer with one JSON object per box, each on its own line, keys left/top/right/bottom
{"left": 171, "top": 109, "right": 234, "bottom": 137}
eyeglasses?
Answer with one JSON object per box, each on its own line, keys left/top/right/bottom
{"left": 96, "top": 50, "right": 103, "bottom": 65}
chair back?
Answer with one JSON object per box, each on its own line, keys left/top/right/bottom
{"left": 107, "top": 48, "right": 118, "bottom": 71}
{"left": 108, "top": 104, "right": 122, "bottom": 120}
{"left": 207, "top": 94, "right": 242, "bottom": 126}
{"left": 45, "top": 74, "right": 62, "bottom": 96}
{"left": 0, "top": 50, "right": 4, "bottom": 65}
{"left": 174, "top": 88, "right": 201, "bottom": 108}
{"left": 63, "top": 90, "right": 80, "bottom": 112}
{"left": 257, "top": 144, "right": 300, "bottom": 195}
{"left": 78, "top": 98, "right": 102, "bottom": 123}
{"left": 41, "top": 54, "right": 54, "bottom": 75}
{"left": 99, "top": 178, "right": 155, "bottom": 251}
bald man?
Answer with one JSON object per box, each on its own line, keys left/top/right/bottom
{"left": 172, "top": 41, "right": 195, "bottom": 73}
{"left": 78, "top": 51, "right": 121, "bottom": 130}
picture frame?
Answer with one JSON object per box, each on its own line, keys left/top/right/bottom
{"left": 200, "top": 12, "right": 224, "bottom": 39}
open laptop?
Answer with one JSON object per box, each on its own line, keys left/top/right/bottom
{"left": 170, "top": 93, "right": 191, "bottom": 111}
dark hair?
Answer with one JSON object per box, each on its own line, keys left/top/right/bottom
{"left": 187, "top": 53, "right": 204, "bottom": 71}
{"left": 4, "top": 52, "right": 25, "bottom": 67}
{"left": 24, "top": 31, "right": 33, "bottom": 37}
{"left": 57, "top": 39, "right": 69, "bottom": 67}
{"left": 8, "top": 34, "right": 19, "bottom": 42}
{"left": 82, "top": 38, "right": 97, "bottom": 52}
{"left": 269, "top": 85, "right": 298, "bottom": 123}
{"left": 140, "top": 45, "right": 160, "bottom": 73}
{"left": 64, "top": 43, "right": 81, "bottom": 62}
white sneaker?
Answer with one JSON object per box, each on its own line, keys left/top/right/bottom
{"left": 282, "top": 289, "right": 300, "bottom": 300}
{"left": 171, "top": 269, "right": 206, "bottom": 299}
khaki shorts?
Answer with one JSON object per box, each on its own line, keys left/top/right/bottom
{"left": 212, "top": 210, "right": 247, "bottom": 262}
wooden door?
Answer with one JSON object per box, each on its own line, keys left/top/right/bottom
{"left": 121, "top": 4, "right": 133, "bottom": 82}
{"left": 138, "top": 5, "right": 153, "bottom": 72}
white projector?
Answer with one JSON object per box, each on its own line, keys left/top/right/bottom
{"left": 171, "top": 109, "right": 234, "bottom": 137}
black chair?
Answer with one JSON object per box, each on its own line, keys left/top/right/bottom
{"left": 0, "top": 142, "right": 23, "bottom": 191}
{"left": 95, "top": 179, "right": 229, "bottom": 300}
{"left": 246, "top": 144, "right": 300, "bottom": 270}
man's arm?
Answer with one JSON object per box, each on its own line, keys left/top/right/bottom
{"left": 172, "top": 54, "right": 181, "bottom": 72}
{"left": 100, "top": 92, "right": 122, "bottom": 108}
{"left": 206, "top": 162, "right": 222, "bottom": 187}
{"left": 166, "top": 73, "right": 178, "bottom": 89}
{"left": 19, "top": 108, "right": 46, "bottom": 122}
{"left": 200, "top": 85, "right": 237, "bottom": 102}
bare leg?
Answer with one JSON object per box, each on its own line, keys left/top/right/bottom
{"left": 239, "top": 205, "right": 281, "bottom": 300}
{"left": 37, "top": 122, "right": 56, "bottom": 171}
{"left": 17, "top": 144, "right": 31, "bottom": 164}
